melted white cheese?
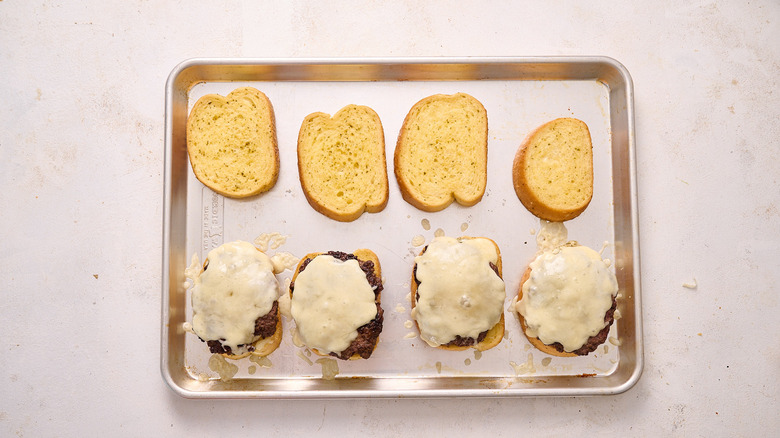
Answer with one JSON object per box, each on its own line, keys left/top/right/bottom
{"left": 277, "top": 290, "right": 292, "bottom": 319}
{"left": 253, "top": 232, "right": 288, "bottom": 252}
{"left": 413, "top": 236, "right": 506, "bottom": 347}
{"left": 291, "top": 255, "right": 377, "bottom": 355}
{"left": 191, "top": 241, "right": 279, "bottom": 353}
{"left": 184, "top": 253, "right": 201, "bottom": 284}
{"left": 517, "top": 245, "right": 618, "bottom": 352}
{"left": 270, "top": 251, "right": 299, "bottom": 274}
{"left": 316, "top": 358, "right": 340, "bottom": 380}
{"left": 510, "top": 353, "right": 536, "bottom": 375}
{"left": 208, "top": 354, "right": 239, "bottom": 381}
{"left": 536, "top": 220, "right": 568, "bottom": 253}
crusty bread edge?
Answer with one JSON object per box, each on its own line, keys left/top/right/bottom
{"left": 289, "top": 249, "right": 383, "bottom": 360}
{"left": 296, "top": 106, "right": 389, "bottom": 222}
{"left": 410, "top": 236, "right": 505, "bottom": 351}
{"left": 511, "top": 117, "right": 593, "bottom": 222}
{"left": 186, "top": 87, "right": 280, "bottom": 199}
{"left": 394, "top": 93, "right": 488, "bottom": 212}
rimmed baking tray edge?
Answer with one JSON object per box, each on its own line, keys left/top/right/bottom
{"left": 161, "top": 56, "right": 642, "bottom": 399}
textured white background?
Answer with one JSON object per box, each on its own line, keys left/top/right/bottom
{"left": 1, "top": 1, "right": 778, "bottom": 436}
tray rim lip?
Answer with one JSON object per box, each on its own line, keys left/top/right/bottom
{"left": 164, "top": 54, "right": 637, "bottom": 84}
{"left": 161, "top": 56, "right": 642, "bottom": 399}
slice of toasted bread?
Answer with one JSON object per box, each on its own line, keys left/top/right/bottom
{"left": 512, "top": 117, "right": 593, "bottom": 222}
{"left": 297, "top": 105, "right": 388, "bottom": 222}
{"left": 289, "top": 249, "right": 383, "bottom": 360}
{"left": 410, "top": 236, "right": 505, "bottom": 351}
{"left": 186, "top": 87, "right": 279, "bottom": 198}
{"left": 394, "top": 93, "right": 488, "bottom": 212}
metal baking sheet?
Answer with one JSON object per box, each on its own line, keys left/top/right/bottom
{"left": 161, "top": 57, "right": 642, "bottom": 398}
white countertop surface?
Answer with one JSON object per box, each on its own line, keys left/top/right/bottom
{"left": 2, "top": 1, "right": 778, "bottom": 436}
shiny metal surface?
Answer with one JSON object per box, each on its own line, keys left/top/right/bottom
{"left": 162, "top": 57, "right": 641, "bottom": 398}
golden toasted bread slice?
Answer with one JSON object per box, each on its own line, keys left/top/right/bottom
{"left": 512, "top": 117, "right": 593, "bottom": 222}
{"left": 297, "top": 105, "right": 388, "bottom": 222}
{"left": 186, "top": 87, "right": 279, "bottom": 198}
{"left": 394, "top": 93, "right": 488, "bottom": 212}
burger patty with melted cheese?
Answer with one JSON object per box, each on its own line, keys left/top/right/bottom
{"left": 411, "top": 236, "right": 506, "bottom": 350}
{"left": 290, "top": 251, "right": 384, "bottom": 360}
{"left": 191, "top": 241, "right": 281, "bottom": 358}
{"left": 515, "top": 243, "right": 618, "bottom": 356}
